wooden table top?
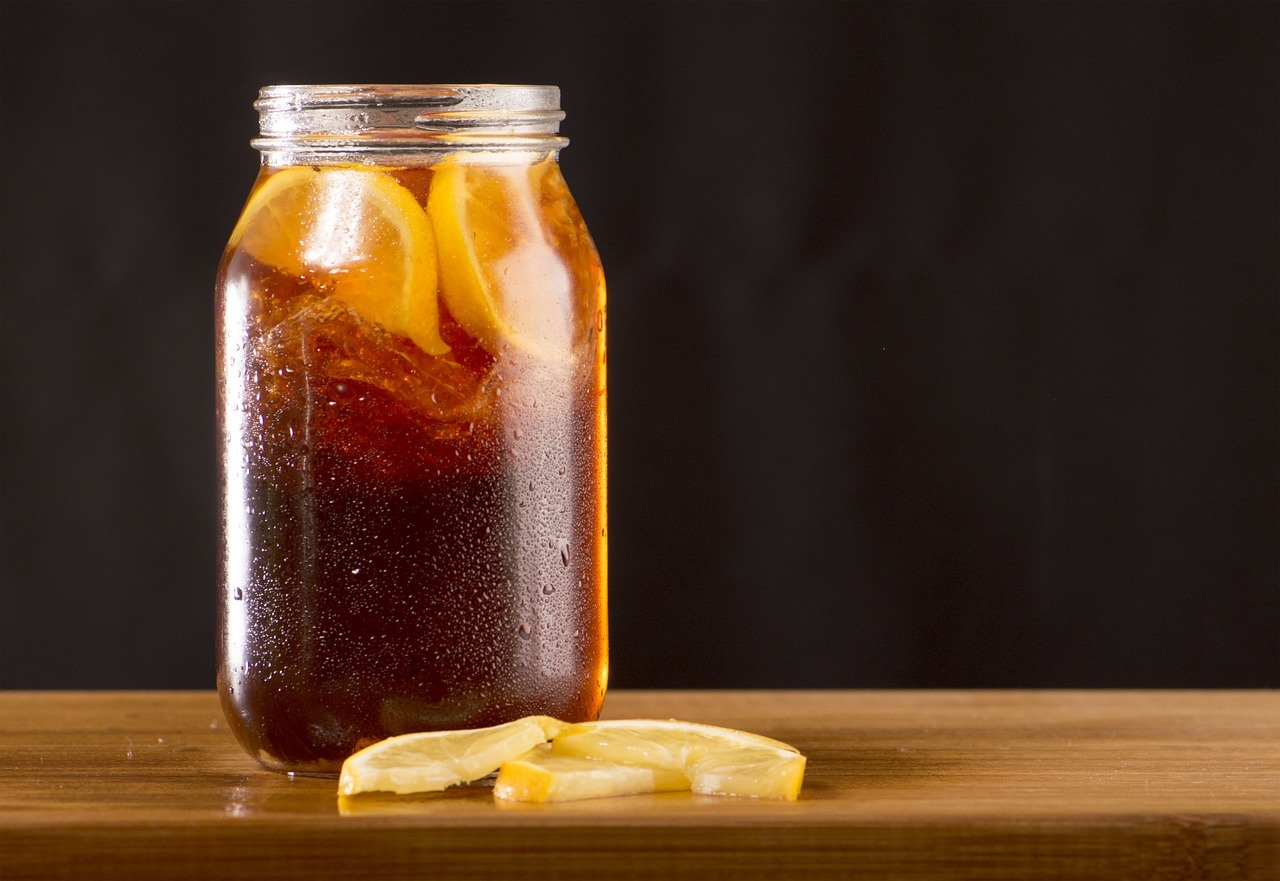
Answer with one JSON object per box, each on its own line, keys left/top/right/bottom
{"left": 1, "top": 690, "right": 1277, "bottom": 880}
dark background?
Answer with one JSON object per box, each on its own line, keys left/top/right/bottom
{"left": 2, "top": 2, "right": 1277, "bottom": 690}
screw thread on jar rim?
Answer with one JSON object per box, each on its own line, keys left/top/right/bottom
{"left": 251, "top": 84, "right": 568, "bottom": 161}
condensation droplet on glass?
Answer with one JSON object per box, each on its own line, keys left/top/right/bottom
{"left": 351, "top": 568, "right": 361, "bottom": 575}
{"left": 542, "top": 584, "right": 556, "bottom": 595}
{"left": 233, "top": 587, "right": 244, "bottom": 601}
{"left": 558, "top": 540, "right": 571, "bottom": 567}
{"left": 513, "top": 429, "right": 523, "bottom": 440}
{"left": 517, "top": 623, "right": 532, "bottom": 639}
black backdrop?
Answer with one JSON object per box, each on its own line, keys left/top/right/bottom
{"left": 2, "top": 2, "right": 1276, "bottom": 690}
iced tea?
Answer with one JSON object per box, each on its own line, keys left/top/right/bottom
{"left": 215, "top": 86, "right": 606, "bottom": 772}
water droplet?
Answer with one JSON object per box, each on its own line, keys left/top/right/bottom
{"left": 558, "top": 540, "right": 571, "bottom": 567}
{"left": 329, "top": 382, "right": 360, "bottom": 406}
{"left": 513, "top": 428, "right": 523, "bottom": 440}
{"left": 542, "top": 584, "right": 556, "bottom": 595}
{"left": 596, "top": 310, "right": 605, "bottom": 333}
{"left": 558, "top": 466, "right": 566, "bottom": 476}
{"left": 233, "top": 587, "right": 244, "bottom": 601}
{"left": 517, "top": 623, "right": 532, "bottom": 639}
{"left": 351, "top": 568, "right": 361, "bottom": 575}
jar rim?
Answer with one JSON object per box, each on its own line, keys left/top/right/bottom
{"left": 252, "top": 84, "right": 568, "bottom": 158}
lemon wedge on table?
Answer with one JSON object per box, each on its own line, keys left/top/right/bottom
{"left": 228, "top": 166, "right": 449, "bottom": 356}
{"left": 337, "top": 716, "right": 806, "bottom": 802}
{"left": 427, "top": 160, "right": 574, "bottom": 360}
{"left": 547, "top": 719, "right": 807, "bottom": 801}
{"left": 494, "top": 746, "right": 690, "bottom": 803}
{"left": 338, "top": 716, "right": 564, "bottom": 796}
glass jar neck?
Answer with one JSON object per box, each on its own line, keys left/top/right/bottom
{"left": 252, "top": 84, "right": 567, "bottom": 164}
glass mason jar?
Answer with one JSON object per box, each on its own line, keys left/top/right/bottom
{"left": 215, "top": 85, "right": 607, "bottom": 773}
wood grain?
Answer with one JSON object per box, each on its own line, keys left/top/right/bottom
{"left": 1, "top": 691, "right": 1277, "bottom": 880}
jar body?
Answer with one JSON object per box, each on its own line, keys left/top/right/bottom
{"left": 216, "top": 150, "right": 606, "bottom": 772}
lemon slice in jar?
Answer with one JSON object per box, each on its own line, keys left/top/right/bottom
{"left": 227, "top": 165, "right": 449, "bottom": 355}
{"left": 338, "top": 716, "right": 566, "bottom": 796}
{"left": 427, "top": 159, "right": 574, "bottom": 360}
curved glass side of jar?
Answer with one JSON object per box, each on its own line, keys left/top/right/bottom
{"left": 215, "top": 94, "right": 606, "bottom": 772}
